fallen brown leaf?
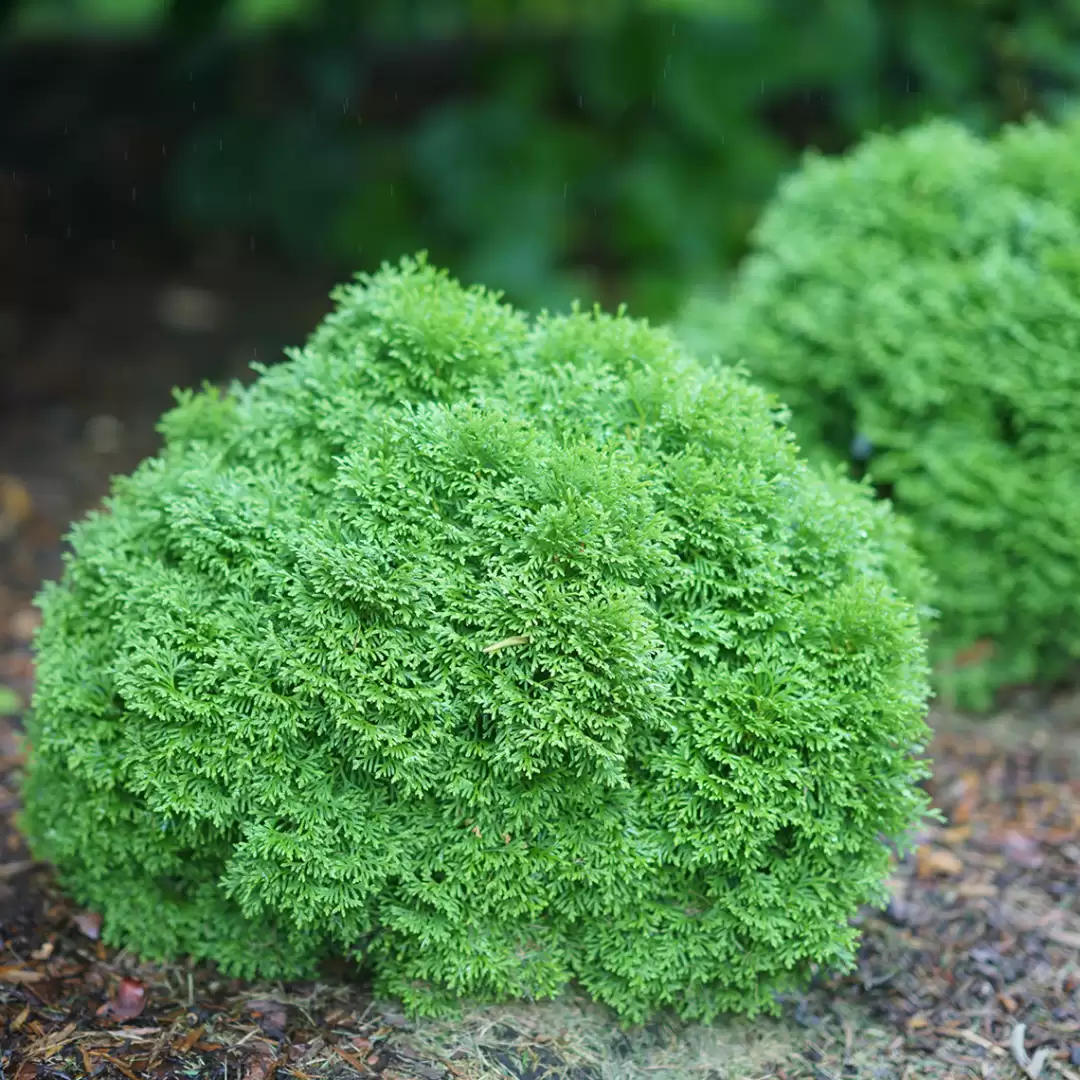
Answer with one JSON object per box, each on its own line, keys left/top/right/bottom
{"left": 96, "top": 976, "right": 147, "bottom": 1021}
{"left": 243, "top": 1048, "right": 279, "bottom": 1080}
{"left": 102, "top": 1053, "right": 143, "bottom": 1080}
{"left": 916, "top": 846, "right": 964, "bottom": 878}
{"left": 950, "top": 770, "right": 982, "bottom": 826}
{"left": 176, "top": 1023, "right": 205, "bottom": 1053}
{"left": 247, "top": 997, "right": 288, "bottom": 1036}
{"left": 941, "top": 1028, "right": 1006, "bottom": 1056}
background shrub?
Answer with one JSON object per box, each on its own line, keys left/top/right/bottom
{"left": 8, "top": 0, "right": 1080, "bottom": 320}
{"left": 679, "top": 115, "right": 1080, "bottom": 710}
{"left": 25, "top": 256, "right": 933, "bottom": 1022}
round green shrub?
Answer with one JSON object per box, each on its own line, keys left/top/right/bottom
{"left": 25, "top": 255, "right": 932, "bottom": 1022}
{"left": 680, "top": 115, "right": 1080, "bottom": 711}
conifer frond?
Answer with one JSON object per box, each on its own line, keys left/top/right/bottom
{"left": 26, "top": 255, "right": 932, "bottom": 1022}
{"left": 680, "top": 114, "right": 1080, "bottom": 710}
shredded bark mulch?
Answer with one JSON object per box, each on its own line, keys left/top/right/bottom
{"left": 1, "top": 708, "right": 1078, "bottom": 1079}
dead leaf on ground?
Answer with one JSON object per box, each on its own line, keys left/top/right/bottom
{"left": 916, "top": 846, "right": 964, "bottom": 878}
{"left": 242, "top": 1047, "right": 279, "bottom": 1080}
{"left": 96, "top": 976, "right": 147, "bottom": 1021}
{"left": 951, "top": 776, "right": 982, "bottom": 826}
{"left": 176, "top": 1023, "right": 205, "bottom": 1053}
{"left": 246, "top": 997, "right": 288, "bottom": 1037}
{"left": 1010, "top": 1022, "right": 1052, "bottom": 1080}
{"left": 102, "top": 1053, "right": 145, "bottom": 1080}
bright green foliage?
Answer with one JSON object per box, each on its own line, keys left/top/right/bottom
{"left": 26, "top": 255, "right": 932, "bottom": 1022}
{"left": 680, "top": 115, "right": 1080, "bottom": 711}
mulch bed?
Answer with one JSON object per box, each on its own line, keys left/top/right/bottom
{"left": 1, "top": 709, "right": 1078, "bottom": 1079}
{"left": 799, "top": 725, "right": 1080, "bottom": 1080}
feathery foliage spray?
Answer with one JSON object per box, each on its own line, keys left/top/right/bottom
{"left": 681, "top": 115, "right": 1080, "bottom": 710}
{"left": 26, "top": 255, "right": 932, "bottom": 1021}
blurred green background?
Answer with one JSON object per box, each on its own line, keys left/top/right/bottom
{"left": 6, "top": 0, "right": 1080, "bottom": 322}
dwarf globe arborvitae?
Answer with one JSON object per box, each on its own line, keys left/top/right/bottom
{"left": 26, "top": 255, "right": 932, "bottom": 1022}
{"left": 680, "top": 115, "right": 1080, "bottom": 711}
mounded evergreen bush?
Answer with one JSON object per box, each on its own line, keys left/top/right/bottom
{"left": 25, "top": 255, "right": 933, "bottom": 1022}
{"left": 680, "top": 115, "right": 1080, "bottom": 711}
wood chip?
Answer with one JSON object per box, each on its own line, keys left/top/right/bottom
{"left": 954, "top": 881, "right": 999, "bottom": 898}
{"left": 337, "top": 1047, "right": 370, "bottom": 1072}
{"left": 104, "top": 1025, "right": 160, "bottom": 1039}
{"left": 0, "top": 965, "right": 46, "bottom": 984}
{"left": 102, "top": 1054, "right": 144, "bottom": 1080}
{"left": 939, "top": 825, "right": 972, "bottom": 845}
{"left": 1047, "top": 926, "right": 1080, "bottom": 949}
{"left": 940, "top": 1028, "right": 1006, "bottom": 1056}
{"left": 27, "top": 1020, "right": 77, "bottom": 1058}
{"left": 176, "top": 1023, "right": 205, "bottom": 1053}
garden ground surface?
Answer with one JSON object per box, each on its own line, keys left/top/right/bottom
{"left": 1, "top": 264, "right": 1078, "bottom": 1080}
